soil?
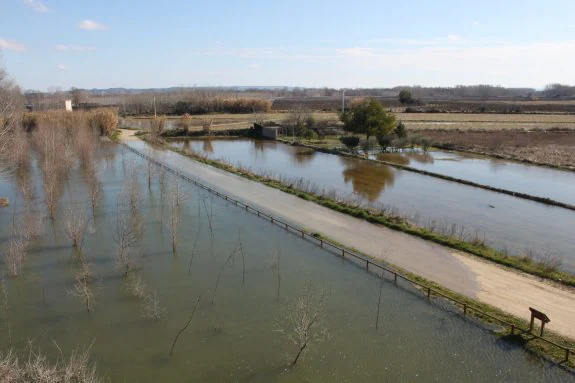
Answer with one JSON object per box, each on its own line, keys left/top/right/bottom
{"left": 419, "top": 130, "right": 575, "bottom": 169}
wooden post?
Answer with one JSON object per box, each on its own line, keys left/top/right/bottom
{"left": 540, "top": 322, "right": 545, "bottom": 337}
{"left": 463, "top": 304, "right": 467, "bottom": 316}
{"left": 510, "top": 324, "right": 515, "bottom": 335}
{"left": 566, "top": 348, "right": 571, "bottom": 363}
{"left": 320, "top": 240, "right": 323, "bottom": 248}
{"left": 341, "top": 249, "right": 345, "bottom": 257}
{"left": 394, "top": 273, "right": 397, "bottom": 283}
{"left": 366, "top": 260, "right": 369, "bottom": 269}
{"left": 427, "top": 288, "right": 431, "bottom": 299}
{"left": 529, "top": 316, "right": 535, "bottom": 333}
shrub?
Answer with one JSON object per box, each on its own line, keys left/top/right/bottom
{"left": 394, "top": 122, "right": 408, "bottom": 139}
{"left": 88, "top": 109, "right": 119, "bottom": 136}
{"left": 377, "top": 135, "right": 393, "bottom": 151}
{"left": 339, "top": 136, "right": 360, "bottom": 151}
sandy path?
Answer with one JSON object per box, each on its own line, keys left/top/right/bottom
{"left": 121, "top": 131, "right": 575, "bottom": 341}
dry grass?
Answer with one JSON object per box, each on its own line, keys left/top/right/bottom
{"left": 421, "top": 130, "right": 575, "bottom": 168}
{"left": 0, "top": 344, "right": 104, "bottom": 382}
{"left": 396, "top": 113, "right": 575, "bottom": 131}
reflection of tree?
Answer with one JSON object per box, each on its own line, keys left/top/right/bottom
{"left": 290, "top": 147, "right": 316, "bottom": 167}
{"left": 250, "top": 139, "right": 267, "bottom": 161}
{"left": 340, "top": 157, "right": 395, "bottom": 202}
{"left": 202, "top": 139, "right": 214, "bottom": 154}
{"left": 407, "top": 152, "right": 434, "bottom": 165}
{"left": 376, "top": 152, "right": 434, "bottom": 166}
{"left": 377, "top": 153, "right": 409, "bottom": 166}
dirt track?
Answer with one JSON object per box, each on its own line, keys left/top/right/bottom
{"left": 120, "top": 130, "right": 575, "bottom": 341}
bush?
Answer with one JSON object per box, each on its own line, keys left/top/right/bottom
{"left": 377, "top": 135, "right": 393, "bottom": 151}
{"left": 88, "top": 109, "right": 119, "bottom": 136}
{"left": 150, "top": 116, "right": 167, "bottom": 136}
{"left": 339, "top": 136, "right": 360, "bottom": 151}
{"left": 302, "top": 129, "right": 318, "bottom": 141}
{"left": 394, "top": 122, "right": 408, "bottom": 139}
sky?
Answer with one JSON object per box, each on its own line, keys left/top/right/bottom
{"left": 1, "top": 0, "right": 575, "bottom": 91}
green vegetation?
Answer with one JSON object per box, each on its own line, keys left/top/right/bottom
{"left": 399, "top": 90, "right": 414, "bottom": 105}
{"left": 340, "top": 98, "right": 396, "bottom": 142}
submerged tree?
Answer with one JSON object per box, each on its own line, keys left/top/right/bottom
{"left": 64, "top": 203, "right": 89, "bottom": 253}
{"left": 276, "top": 283, "right": 328, "bottom": 367}
{"left": 70, "top": 259, "right": 95, "bottom": 313}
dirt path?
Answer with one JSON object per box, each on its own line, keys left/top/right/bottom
{"left": 120, "top": 130, "right": 575, "bottom": 341}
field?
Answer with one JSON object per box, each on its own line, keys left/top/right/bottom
{"left": 124, "top": 111, "right": 575, "bottom": 132}
{"left": 420, "top": 130, "right": 575, "bottom": 169}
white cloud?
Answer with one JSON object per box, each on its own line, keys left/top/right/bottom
{"left": 78, "top": 20, "right": 108, "bottom": 31}
{"left": 337, "top": 47, "right": 376, "bottom": 58}
{"left": 57, "top": 64, "right": 69, "bottom": 70}
{"left": 23, "top": 0, "right": 49, "bottom": 13}
{"left": 447, "top": 34, "right": 463, "bottom": 42}
{"left": 473, "top": 21, "right": 481, "bottom": 27}
{"left": 0, "top": 38, "right": 26, "bottom": 52}
{"left": 55, "top": 44, "right": 96, "bottom": 52}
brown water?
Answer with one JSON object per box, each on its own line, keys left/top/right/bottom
{"left": 0, "top": 143, "right": 573, "bottom": 381}
{"left": 167, "top": 138, "right": 575, "bottom": 273}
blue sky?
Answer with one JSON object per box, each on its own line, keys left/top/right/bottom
{"left": 2, "top": 0, "right": 575, "bottom": 90}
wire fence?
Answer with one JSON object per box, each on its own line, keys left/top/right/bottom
{"left": 120, "top": 142, "right": 574, "bottom": 365}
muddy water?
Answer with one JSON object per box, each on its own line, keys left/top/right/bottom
{"left": 167, "top": 138, "right": 575, "bottom": 273}
{"left": 374, "top": 150, "right": 575, "bottom": 206}
{"left": 0, "top": 144, "right": 573, "bottom": 382}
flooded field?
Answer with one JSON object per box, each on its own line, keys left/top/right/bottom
{"left": 167, "top": 138, "right": 575, "bottom": 273}
{"left": 1, "top": 143, "right": 573, "bottom": 382}
{"left": 374, "top": 150, "right": 575, "bottom": 206}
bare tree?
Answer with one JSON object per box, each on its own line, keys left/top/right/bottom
{"left": 4, "top": 230, "right": 28, "bottom": 277}
{"left": 276, "top": 283, "right": 328, "bottom": 367}
{"left": 187, "top": 222, "right": 202, "bottom": 276}
{"left": 125, "top": 274, "right": 147, "bottom": 299}
{"left": 69, "top": 260, "right": 95, "bottom": 313}
{"left": 167, "top": 190, "right": 180, "bottom": 255}
{"left": 237, "top": 229, "right": 246, "bottom": 285}
{"left": 113, "top": 192, "right": 143, "bottom": 277}
{"left": 141, "top": 291, "right": 165, "bottom": 321}
{"left": 86, "top": 168, "right": 100, "bottom": 221}
{"left": 211, "top": 244, "right": 238, "bottom": 305}
{"left": 0, "top": 61, "right": 24, "bottom": 177}
{"left": 169, "top": 291, "right": 205, "bottom": 356}
{"left": 64, "top": 203, "right": 89, "bottom": 253}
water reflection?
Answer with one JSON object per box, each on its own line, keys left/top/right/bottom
{"left": 376, "top": 152, "right": 434, "bottom": 166}
{"left": 340, "top": 157, "right": 396, "bottom": 202}
{"left": 202, "top": 139, "right": 214, "bottom": 154}
{"left": 291, "top": 147, "right": 317, "bottom": 167}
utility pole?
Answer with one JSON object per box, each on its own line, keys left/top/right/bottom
{"left": 153, "top": 96, "right": 157, "bottom": 117}
{"left": 341, "top": 89, "right": 346, "bottom": 113}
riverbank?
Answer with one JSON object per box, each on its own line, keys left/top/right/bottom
{"left": 119, "top": 130, "right": 575, "bottom": 366}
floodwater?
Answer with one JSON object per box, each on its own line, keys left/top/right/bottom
{"left": 0, "top": 144, "right": 573, "bottom": 382}
{"left": 167, "top": 138, "right": 575, "bottom": 273}
{"left": 374, "top": 150, "right": 575, "bottom": 206}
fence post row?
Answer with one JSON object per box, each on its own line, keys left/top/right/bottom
{"left": 120, "top": 143, "right": 573, "bottom": 366}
